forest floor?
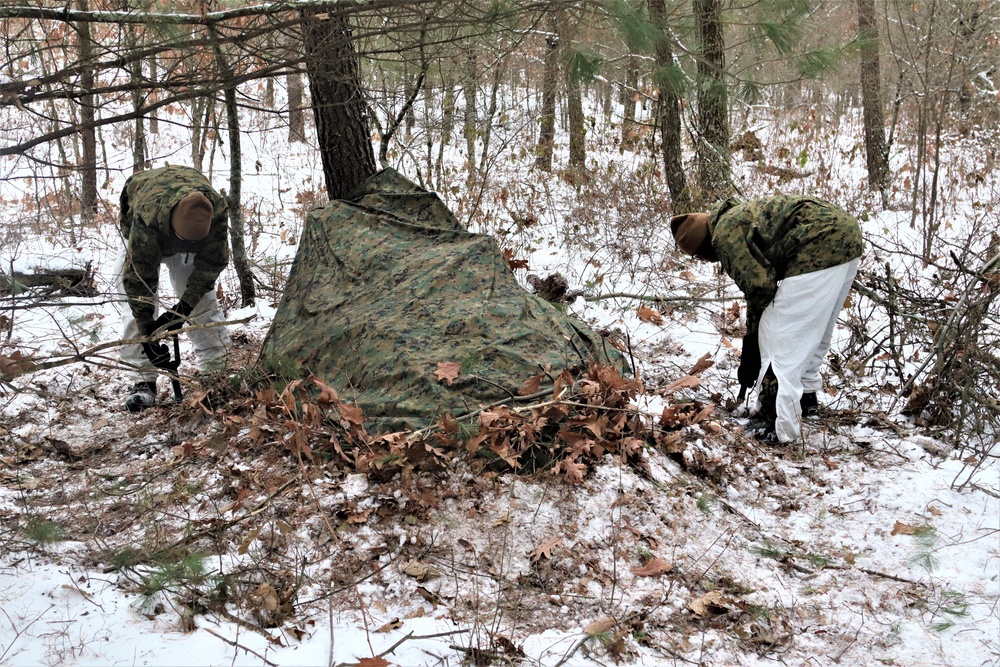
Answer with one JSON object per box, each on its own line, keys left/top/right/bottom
{"left": 1, "top": 310, "right": 997, "bottom": 666}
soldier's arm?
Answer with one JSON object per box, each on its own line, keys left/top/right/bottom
{"left": 123, "top": 225, "right": 162, "bottom": 333}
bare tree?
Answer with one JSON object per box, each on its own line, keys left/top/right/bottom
{"left": 857, "top": 0, "right": 890, "bottom": 201}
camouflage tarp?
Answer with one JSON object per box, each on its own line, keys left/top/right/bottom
{"left": 261, "top": 168, "right": 626, "bottom": 432}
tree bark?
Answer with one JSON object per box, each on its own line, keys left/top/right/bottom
{"left": 648, "top": 0, "right": 690, "bottom": 211}
{"left": 211, "top": 27, "right": 256, "bottom": 308}
{"left": 693, "top": 0, "right": 731, "bottom": 205}
{"left": 75, "top": 0, "right": 98, "bottom": 220}
{"left": 534, "top": 18, "right": 558, "bottom": 172}
{"left": 621, "top": 55, "right": 639, "bottom": 148}
{"left": 287, "top": 72, "right": 306, "bottom": 143}
{"left": 462, "top": 50, "right": 478, "bottom": 180}
{"left": 300, "top": 8, "right": 376, "bottom": 200}
{"left": 857, "top": 0, "right": 890, "bottom": 196}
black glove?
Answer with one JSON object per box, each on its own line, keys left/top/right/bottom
{"left": 141, "top": 342, "right": 172, "bottom": 369}
{"left": 737, "top": 329, "right": 762, "bottom": 391}
{"left": 151, "top": 300, "right": 193, "bottom": 334}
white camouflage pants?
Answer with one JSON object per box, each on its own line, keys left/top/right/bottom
{"left": 756, "top": 258, "right": 860, "bottom": 443}
{"left": 113, "top": 250, "right": 230, "bottom": 384}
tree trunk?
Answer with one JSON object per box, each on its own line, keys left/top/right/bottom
{"left": 693, "top": 0, "right": 731, "bottom": 205}
{"left": 211, "top": 27, "right": 256, "bottom": 308}
{"left": 301, "top": 8, "right": 376, "bottom": 200}
{"left": 147, "top": 54, "right": 158, "bottom": 135}
{"left": 857, "top": 0, "right": 890, "bottom": 197}
{"left": 462, "top": 50, "right": 478, "bottom": 180}
{"left": 75, "top": 0, "right": 98, "bottom": 221}
{"left": 621, "top": 55, "right": 639, "bottom": 148}
{"left": 648, "top": 0, "right": 690, "bottom": 211}
{"left": 534, "top": 19, "right": 558, "bottom": 172}
{"left": 287, "top": 72, "right": 306, "bottom": 143}
{"left": 566, "top": 60, "right": 586, "bottom": 169}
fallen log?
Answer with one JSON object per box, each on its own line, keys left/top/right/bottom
{"left": 1, "top": 262, "right": 97, "bottom": 297}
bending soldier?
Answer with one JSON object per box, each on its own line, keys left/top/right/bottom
{"left": 670, "top": 196, "right": 863, "bottom": 442}
{"left": 114, "top": 165, "right": 231, "bottom": 411}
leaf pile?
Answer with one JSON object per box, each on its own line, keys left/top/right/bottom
{"left": 235, "top": 364, "right": 703, "bottom": 483}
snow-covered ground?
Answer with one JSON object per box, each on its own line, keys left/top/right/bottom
{"left": 2, "top": 85, "right": 999, "bottom": 666}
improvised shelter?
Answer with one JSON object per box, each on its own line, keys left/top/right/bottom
{"left": 261, "top": 168, "right": 626, "bottom": 432}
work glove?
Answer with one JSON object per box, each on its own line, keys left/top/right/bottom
{"left": 141, "top": 341, "right": 172, "bottom": 369}
{"left": 151, "top": 300, "right": 193, "bottom": 334}
{"left": 736, "top": 329, "right": 761, "bottom": 403}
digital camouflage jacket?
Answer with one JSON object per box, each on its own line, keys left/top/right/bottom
{"left": 708, "top": 196, "right": 863, "bottom": 333}
{"left": 119, "top": 165, "right": 229, "bottom": 332}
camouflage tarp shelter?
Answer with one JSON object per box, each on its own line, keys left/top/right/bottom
{"left": 261, "top": 168, "right": 626, "bottom": 432}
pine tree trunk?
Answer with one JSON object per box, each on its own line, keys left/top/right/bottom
{"left": 648, "top": 0, "right": 689, "bottom": 211}
{"left": 621, "top": 56, "right": 639, "bottom": 147}
{"left": 301, "top": 9, "right": 376, "bottom": 200}
{"left": 857, "top": 0, "right": 890, "bottom": 196}
{"left": 74, "top": 0, "right": 97, "bottom": 221}
{"left": 693, "top": 0, "right": 731, "bottom": 205}
{"left": 535, "top": 19, "right": 558, "bottom": 172}
{"left": 462, "top": 51, "right": 478, "bottom": 180}
{"left": 287, "top": 72, "right": 306, "bottom": 143}
{"left": 566, "top": 66, "right": 586, "bottom": 169}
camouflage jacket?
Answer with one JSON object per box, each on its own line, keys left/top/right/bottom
{"left": 119, "top": 165, "right": 230, "bottom": 332}
{"left": 708, "top": 196, "right": 863, "bottom": 333}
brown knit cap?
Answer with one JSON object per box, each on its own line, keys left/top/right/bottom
{"left": 670, "top": 212, "right": 711, "bottom": 257}
{"left": 170, "top": 191, "right": 213, "bottom": 241}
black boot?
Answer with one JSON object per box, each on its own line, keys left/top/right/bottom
{"left": 125, "top": 381, "right": 157, "bottom": 412}
{"left": 800, "top": 392, "right": 819, "bottom": 418}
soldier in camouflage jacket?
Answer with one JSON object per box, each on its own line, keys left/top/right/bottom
{"left": 671, "top": 196, "right": 863, "bottom": 443}
{"left": 113, "top": 165, "right": 231, "bottom": 411}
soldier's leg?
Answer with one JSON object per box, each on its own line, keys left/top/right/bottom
{"left": 113, "top": 249, "right": 159, "bottom": 384}
{"left": 800, "top": 258, "right": 860, "bottom": 393}
{"left": 760, "top": 263, "right": 860, "bottom": 442}
{"left": 164, "top": 254, "right": 231, "bottom": 372}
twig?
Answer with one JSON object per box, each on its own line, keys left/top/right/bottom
{"left": 202, "top": 626, "right": 278, "bottom": 666}
{"left": 583, "top": 291, "right": 730, "bottom": 304}
{"left": 857, "top": 567, "right": 925, "bottom": 586}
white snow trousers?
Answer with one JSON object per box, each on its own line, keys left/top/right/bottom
{"left": 757, "top": 258, "right": 860, "bottom": 442}
{"left": 114, "top": 250, "right": 230, "bottom": 384}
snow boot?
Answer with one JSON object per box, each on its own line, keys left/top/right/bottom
{"left": 746, "top": 415, "right": 778, "bottom": 443}
{"left": 800, "top": 392, "right": 819, "bottom": 418}
{"left": 125, "top": 381, "right": 157, "bottom": 412}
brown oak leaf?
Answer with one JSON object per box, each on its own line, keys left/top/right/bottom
{"left": 434, "top": 361, "right": 461, "bottom": 386}
{"left": 637, "top": 305, "right": 665, "bottom": 325}
{"left": 529, "top": 537, "right": 563, "bottom": 562}
{"left": 631, "top": 557, "right": 672, "bottom": 577}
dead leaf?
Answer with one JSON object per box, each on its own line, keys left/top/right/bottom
{"left": 927, "top": 506, "right": 943, "bottom": 517}
{"left": 530, "top": 537, "right": 563, "bottom": 562}
{"left": 630, "top": 557, "right": 672, "bottom": 577}
{"left": 401, "top": 561, "right": 441, "bottom": 582}
{"left": 375, "top": 618, "right": 403, "bottom": 633}
{"left": 519, "top": 373, "right": 543, "bottom": 395}
{"left": 357, "top": 658, "right": 392, "bottom": 667}
{"left": 249, "top": 583, "right": 279, "bottom": 612}
{"left": 584, "top": 617, "right": 617, "bottom": 635}
{"left": 663, "top": 374, "right": 701, "bottom": 394}
{"left": 689, "top": 590, "right": 734, "bottom": 617}
{"left": 637, "top": 304, "right": 665, "bottom": 325}
{"left": 92, "top": 419, "right": 108, "bottom": 430}
{"left": 553, "top": 459, "right": 586, "bottom": 483}
{"left": 415, "top": 586, "right": 441, "bottom": 607}
{"left": 503, "top": 247, "right": 530, "bottom": 271}
{"left": 689, "top": 353, "right": 714, "bottom": 375}
{"left": 434, "top": 361, "right": 461, "bottom": 386}
{"left": 891, "top": 521, "right": 919, "bottom": 536}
